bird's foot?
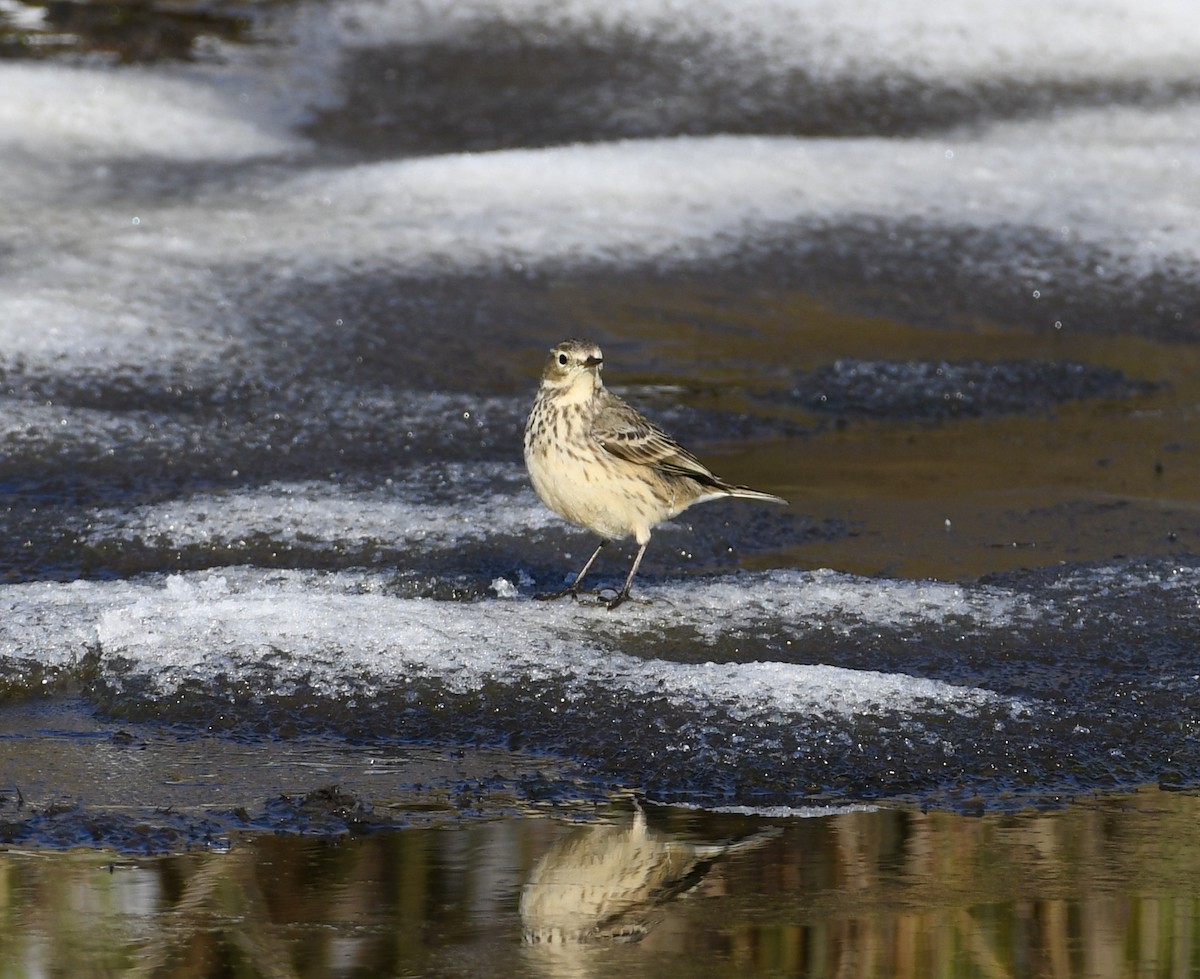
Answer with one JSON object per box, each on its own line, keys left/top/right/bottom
{"left": 534, "top": 580, "right": 597, "bottom": 602}
{"left": 533, "top": 587, "right": 579, "bottom": 602}
{"left": 603, "top": 589, "right": 651, "bottom": 611}
{"left": 534, "top": 585, "right": 649, "bottom": 610}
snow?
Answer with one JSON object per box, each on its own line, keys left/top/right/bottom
{"left": 3, "top": 567, "right": 1030, "bottom": 720}
{"left": 1, "top": 0, "right": 1199, "bottom": 380}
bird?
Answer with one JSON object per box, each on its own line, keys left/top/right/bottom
{"left": 520, "top": 800, "right": 779, "bottom": 945}
{"left": 523, "top": 338, "right": 787, "bottom": 609}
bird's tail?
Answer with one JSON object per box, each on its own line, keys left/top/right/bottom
{"left": 725, "top": 484, "right": 789, "bottom": 506}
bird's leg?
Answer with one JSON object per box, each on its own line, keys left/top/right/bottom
{"left": 536, "top": 539, "right": 606, "bottom": 601}
{"left": 606, "top": 540, "right": 649, "bottom": 610}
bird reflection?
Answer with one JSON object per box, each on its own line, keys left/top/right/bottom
{"left": 520, "top": 802, "right": 777, "bottom": 945}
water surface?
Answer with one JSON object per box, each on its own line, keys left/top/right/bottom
{"left": 4, "top": 789, "right": 1200, "bottom": 977}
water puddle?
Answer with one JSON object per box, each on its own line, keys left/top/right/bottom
{"left": 3, "top": 789, "right": 1198, "bottom": 977}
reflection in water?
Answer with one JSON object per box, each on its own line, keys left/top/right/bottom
{"left": 2, "top": 790, "right": 1200, "bottom": 977}
{"left": 520, "top": 802, "right": 777, "bottom": 944}
{"left": 129, "top": 848, "right": 292, "bottom": 979}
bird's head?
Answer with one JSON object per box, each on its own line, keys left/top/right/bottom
{"left": 540, "top": 338, "right": 604, "bottom": 396}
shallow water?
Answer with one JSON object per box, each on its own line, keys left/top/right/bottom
{"left": 4, "top": 789, "right": 1200, "bottom": 977}
{"left": 2, "top": 0, "right": 1200, "bottom": 973}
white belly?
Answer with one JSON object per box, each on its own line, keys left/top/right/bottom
{"left": 525, "top": 436, "right": 682, "bottom": 544}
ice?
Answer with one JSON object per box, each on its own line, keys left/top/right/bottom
{"left": 0, "top": 0, "right": 46, "bottom": 31}
{"left": 1, "top": 0, "right": 1199, "bottom": 819}
{"left": 9, "top": 73, "right": 1197, "bottom": 276}
{"left": 490, "top": 577, "right": 520, "bottom": 599}
{"left": 3, "top": 567, "right": 1031, "bottom": 719}
{"left": 5, "top": 561, "right": 1199, "bottom": 808}
{"left": 0, "top": 401, "right": 189, "bottom": 459}
{"left": 76, "top": 472, "right": 553, "bottom": 550}
{"left": 334, "top": 0, "right": 1200, "bottom": 83}
{"left": 0, "top": 63, "right": 303, "bottom": 161}
{"left": 189, "top": 114, "right": 1199, "bottom": 286}
{"left": 2, "top": 0, "right": 1199, "bottom": 386}
{"left": 70, "top": 474, "right": 1027, "bottom": 632}
{"left": 0, "top": 579, "right": 115, "bottom": 667}
{"left": 0, "top": 54, "right": 305, "bottom": 381}
{"left": 0, "top": 291, "right": 220, "bottom": 380}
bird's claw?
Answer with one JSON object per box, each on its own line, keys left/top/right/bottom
{"left": 603, "top": 590, "right": 650, "bottom": 611}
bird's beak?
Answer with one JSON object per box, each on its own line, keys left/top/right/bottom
{"left": 584, "top": 356, "right": 603, "bottom": 370}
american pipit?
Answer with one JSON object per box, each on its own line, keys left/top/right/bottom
{"left": 520, "top": 799, "right": 779, "bottom": 943}
{"left": 524, "top": 338, "right": 787, "bottom": 610}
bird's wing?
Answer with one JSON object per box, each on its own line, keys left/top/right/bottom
{"left": 591, "top": 393, "right": 723, "bottom": 486}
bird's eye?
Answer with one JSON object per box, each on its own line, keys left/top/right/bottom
{"left": 558, "top": 353, "right": 568, "bottom": 365}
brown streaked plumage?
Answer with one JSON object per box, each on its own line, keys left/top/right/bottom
{"left": 519, "top": 800, "right": 779, "bottom": 944}
{"left": 523, "top": 338, "right": 787, "bottom": 609}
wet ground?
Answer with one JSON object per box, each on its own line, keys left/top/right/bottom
{"left": 3, "top": 0, "right": 1200, "bottom": 975}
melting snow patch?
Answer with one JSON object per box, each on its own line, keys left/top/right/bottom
{"left": 0, "top": 63, "right": 303, "bottom": 161}
{"left": 490, "top": 577, "right": 520, "bottom": 598}
{"left": 1, "top": 569, "right": 1032, "bottom": 724}
{"left": 76, "top": 469, "right": 552, "bottom": 550}
{"left": 642, "top": 569, "right": 1032, "bottom": 636}
{"left": 332, "top": 0, "right": 1200, "bottom": 86}
{"left": 250, "top": 111, "right": 1200, "bottom": 280}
